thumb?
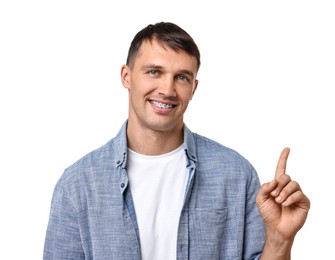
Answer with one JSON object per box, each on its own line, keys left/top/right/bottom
{"left": 256, "top": 179, "right": 277, "bottom": 206}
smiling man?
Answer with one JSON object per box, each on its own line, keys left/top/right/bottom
{"left": 44, "top": 22, "right": 310, "bottom": 260}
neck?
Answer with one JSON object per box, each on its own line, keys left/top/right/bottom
{"left": 126, "top": 121, "right": 184, "bottom": 156}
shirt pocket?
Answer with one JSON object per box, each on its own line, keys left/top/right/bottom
{"left": 194, "top": 207, "right": 238, "bottom": 258}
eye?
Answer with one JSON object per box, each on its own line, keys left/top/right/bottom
{"left": 177, "top": 75, "right": 189, "bottom": 82}
{"left": 148, "top": 69, "right": 159, "bottom": 75}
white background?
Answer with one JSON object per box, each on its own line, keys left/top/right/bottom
{"left": 1, "top": 1, "right": 334, "bottom": 259}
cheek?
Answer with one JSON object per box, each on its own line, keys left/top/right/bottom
{"left": 129, "top": 82, "right": 154, "bottom": 106}
{"left": 131, "top": 77, "right": 156, "bottom": 94}
{"left": 178, "top": 88, "right": 194, "bottom": 101}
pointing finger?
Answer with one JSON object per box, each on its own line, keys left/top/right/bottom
{"left": 275, "top": 147, "right": 290, "bottom": 179}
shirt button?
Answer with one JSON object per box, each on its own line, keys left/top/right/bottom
{"left": 116, "top": 160, "right": 121, "bottom": 164}
{"left": 192, "top": 155, "right": 196, "bottom": 159}
{"left": 120, "top": 183, "right": 125, "bottom": 188}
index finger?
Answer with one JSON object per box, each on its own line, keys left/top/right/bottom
{"left": 275, "top": 147, "right": 290, "bottom": 179}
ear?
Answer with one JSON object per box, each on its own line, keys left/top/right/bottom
{"left": 121, "top": 65, "right": 131, "bottom": 90}
{"left": 190, "top": 79, "right": 199, "bottom": 100}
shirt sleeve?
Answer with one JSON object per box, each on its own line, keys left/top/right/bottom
{"left": 243, "top": 167, "right": 266, "bottom": 260}
{"left": 43, "top": 181, "right": 85, "bottom": 259}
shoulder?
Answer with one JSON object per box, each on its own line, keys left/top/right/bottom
{"left": 57, "top": 122, "right": 128, "bottom": 188}
{"left": 58, "top": 140, "right": 115, "bottom": 186}
{"left": 56, "top": 135, "right": 123, "bottom": 193}
{"left": 184, "top": 125, "right": 255, "bottom": 171}
{"left": 190, "top": 132, "right": 259, "bottom": 182}
{"left": 194, "top": 133, "right": 251, "bottom": 165}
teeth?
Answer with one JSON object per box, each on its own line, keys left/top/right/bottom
{"left": 152, "top": 101, "right": 173, "bottom": 109}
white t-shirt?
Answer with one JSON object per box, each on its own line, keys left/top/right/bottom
{"left": 127, "top": 144, "right": 188, "bottom": 260}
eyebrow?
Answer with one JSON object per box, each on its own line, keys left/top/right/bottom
{"left": 141, "top": 64, "right": 163, "bottom": 70}
{"left": 178, "top": 69, "right": 195, "bottom": 79}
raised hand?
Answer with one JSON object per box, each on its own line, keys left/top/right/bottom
{"left": 256, "top": 147, "right": 310, "bottom": 241}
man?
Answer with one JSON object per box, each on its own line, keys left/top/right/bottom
{"left": 44, "top": 22, "right": 310, "bottom": 259}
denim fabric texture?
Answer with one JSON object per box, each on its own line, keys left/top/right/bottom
{"left": 44, "top": 121, "right": 265, "bottom": 259}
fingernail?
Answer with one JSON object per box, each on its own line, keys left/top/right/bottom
{"left": 271, "top": 189, "right": 278, "bottom": 196}
{"left": 276, "top": 195, "right": 282, "bottom": 203}
{"left": 282, "top": 200, "right": 289, "bottom": 206}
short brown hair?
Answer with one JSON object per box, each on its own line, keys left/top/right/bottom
{"left": 126, "top": 22, "right": 201, "bottom": 70}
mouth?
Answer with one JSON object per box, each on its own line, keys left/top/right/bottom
{"left": 149, "top": 100, "right": 177, "bottom": 109}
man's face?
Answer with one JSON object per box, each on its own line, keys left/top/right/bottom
{"left": 121, "top": 39, "right": 198, "bottom": 133}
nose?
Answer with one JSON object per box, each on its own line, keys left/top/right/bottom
{"left": 158, "top": 76, "right": 176, "bottom": 97}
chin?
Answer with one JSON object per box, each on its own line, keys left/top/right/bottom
{"left": 147, "top": 119, "right": 182, "bottom": 133}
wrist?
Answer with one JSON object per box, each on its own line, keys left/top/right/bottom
{"left": 260, "top": 230, "right": 294, "bottom": 260}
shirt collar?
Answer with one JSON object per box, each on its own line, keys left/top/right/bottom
{"left": 114, "top": 120, "right": 198, "bottom": 168}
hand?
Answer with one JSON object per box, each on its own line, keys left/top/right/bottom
{"left": 256, "top": 147, "right": 310, "bottom": 241}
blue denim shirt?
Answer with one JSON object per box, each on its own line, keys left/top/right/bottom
{"left": 44, "top": 121, "right": 265, "bottom": 259}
